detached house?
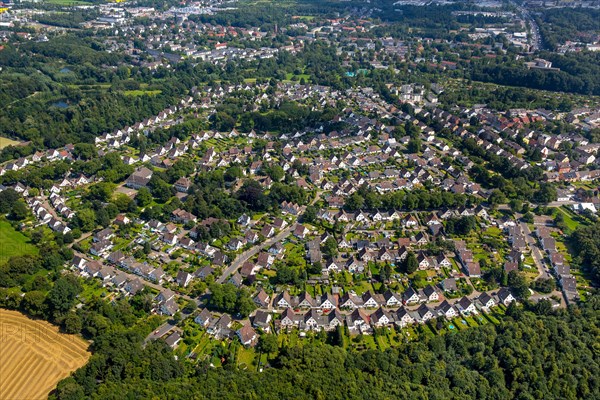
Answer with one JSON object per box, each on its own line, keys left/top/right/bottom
{"left": 395, "top": 307, "right": 414, "bottom": 327}
{"left": 275, "top": 291, "right": 294, "bottom": 309}
{"left": 437, "top": 300, "right": 458, "bottom": 319}
{"left": 497, "top": 288, "right": 516, "bottom": 306}
{"left": 174, "top": 177, "right": 192, "bottom": 193}
{"left": 237, "top": 324, "right": 258, "bottom": 347}
{"left": 422, "top": 285, "right": 440, "bottom": 302}
{"left": 126, "top": 167, "right": 153, "bottom": 189}
{"left": 370, "top": 307, "right": 392, "bottom": 327}
{"left": 456, "top": 296, "right": 477, "bottom": 315}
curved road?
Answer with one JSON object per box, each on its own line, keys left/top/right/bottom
{"left": 216, "top": 223, "right": 297, "bottom": 284}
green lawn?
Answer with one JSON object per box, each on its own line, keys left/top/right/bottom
{"left": 237, "top": 346, "right": 256, "bottom": 368}
{"left": 0, "top": 137, "right": 22, "bottom": 149}
{"left": 556, "top": 207, "right": 579, "bottom": 231}
{"left": 0, "top": 220, "right": 38, "bottom": 264}
{"left": 123, "top": 89, "right": 162, "bottom": 97}
{"left": 45, "top": 0, "right": 92, "bottom": 5}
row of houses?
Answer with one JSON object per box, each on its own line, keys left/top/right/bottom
{"left": 273, "top": 289, "right": 516, "bottom": 334}
{"left": 535, "top": 226, "right": 578, "bottom": 302}
{"left": 270, "top": 285, "right": 464, "bottom": 312}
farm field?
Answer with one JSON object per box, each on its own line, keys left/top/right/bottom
{"left": 0, "top": 309, "right": 90, "bottom": 400}
{"left": 0, "top": 219, "right": 38, "bottom": 264}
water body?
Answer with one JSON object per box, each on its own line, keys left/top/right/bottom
{"left": 52, "top": 101, "right": 69, "bottom": 108}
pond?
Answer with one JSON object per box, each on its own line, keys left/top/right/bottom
{"left": 52, "top": 101, "right": 69, "bottom": 109}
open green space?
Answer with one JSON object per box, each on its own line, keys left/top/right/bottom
{"left": 556, "top": 207, "right": 579, "bottom": 231}
{"left": 0, "top": 137, "right": 22, "bottom": 149}
{"left": 0, "top": 220, "right": 38, "bottom": 264}
{"left": 45, "top": 0, "right": 92, "bottom": 5}
{"left": 123, "top": 90, "right": 163, "bottom": 97}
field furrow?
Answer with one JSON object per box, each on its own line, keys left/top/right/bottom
{"left": 0, "top": 309, "right": 90, "bottom": 400}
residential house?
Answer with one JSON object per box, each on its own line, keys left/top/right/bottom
{"left": 422, "top": 285, "right": 440, "bottom": 302}
{"left": 456, "top": 296, "right": 477, "bottom": 315}
{"left": 237, "top": 324, "right": 258, "bottom": 347}
{"left": 252, "top": 310, "right": 272, "bottom": 332}
{"left": 415, "top": 304, "right": 434, "bottom": 323}
{"left": 253, "top": 289, "right": 271, "bottom": 308}
{"left": 403, "top": 287, "right": 421, "bottom": 305}
{"left": 497, "top": 288, "right": 516, "bottom": 306}
{"left": 477, "top": 292, "right": 496, "bottom": 311}
{"left": 437, "top": 300, "right": 458, "bottom": 319}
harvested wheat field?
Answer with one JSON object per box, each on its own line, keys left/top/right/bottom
{"left": 0, "top": 309, "right": 90, "bottom": 400}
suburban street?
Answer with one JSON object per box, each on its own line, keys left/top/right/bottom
{"left": 519, "top": 222, "right": 550, "bottom": 280}
{"left": 216, "top": 223, "right": 297, "bottom": 284}
{"left": 144, "top": 309, "right": 195, "bottom": 344}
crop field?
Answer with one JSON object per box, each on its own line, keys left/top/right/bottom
{"left": 0, "top": 309, "right": 90, "bottom": 400}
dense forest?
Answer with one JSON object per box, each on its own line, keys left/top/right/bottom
{"left": 51, "top": 295, "right": 600, "bottom": 400}
{"left": 535, "top": 8, "right": 600, "bottom": 51}
{"left": 571, "top": 222, "right": 600, "bottom": 286}
{"left": 469, "top": 53, "right": 600, "bottom": 96}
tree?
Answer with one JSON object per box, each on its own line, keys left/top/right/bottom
{"left": 534, "top": 183, "right": 557, "bottom": 204}
{"left": 345, "top": 192, "right": 364, "bottom": 211}
{"left": 136, "top": 187, "right": 153, "bottom": 207}
{"left": 183, "top": 300, "right": 198, "bottom": 314}
{"left": 265, "top": 164, "right": 284, "bottom": 182}
{"left": 307, "top": 261, "right": 322, "bottom": 275}
{"left": 9, "top": 200, "right": 29, "bottom": 221}
{"left": 507, "top": 270, "right": 530, "bottom": 300}
{"left": 531, "top": 278, "right": 556, "bottom": 294}
{"left": 257, "top": 334, "right": 278, "bottom": 354}
{"left": 522, "top": 212, "right": 534, "bottom": 223}
{"left": 488, "top": 189, "right": 506, "bottom": 207}
{"left": 62, "top": 312, "right": 83, "bottom": 334}
{"left": 275, "top": 264, "right": 299, "bottom": 285}
{"left": 47, "top": 275, "right": 82, "bottom": 319}
{"left": 380, "top": 264, "right": 392, "bottom": 283}
{"left": 509, "top": 199, "right": 523, "bottom": 213}
{"left": 407, "top": 138, "right": 422, "bottom": 154}
{"left": 236, "top": 291, "right": 256, "bottom": 318}
{"left": 21, "top": 290, "right": 47, "bottom": 317}
{"left": 554, "top": 212, "right": 567, "bottom": 231}
{"left": 303, "top": 205, "right": 317, "bottom": 223}
{"left": 405, "top": 252, "right": 418, "bottom": 274}
{"left": 55, "top": 377, "right": 85, "bottom": 400}
{"left": 224, "top": 166, "right": 243, "bottom": 182}
{"left": 322, "top": 238, "right": 338, "bottom": 259}
{"left": 113, "top": 193, "right": 133, "bottom": 212}
{"left": 74, "top": 209, "right": 97, "bottom": 232}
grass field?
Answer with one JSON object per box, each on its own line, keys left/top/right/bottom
{"left": 556, "top": 207, "right": 580, "bottom": 231}
{"left": 0, "top": 137, "right": 22, "bottom": 149}
{"left": 45, "top": 0, "right": 92, "bottom": 5}
{"left": 0, "top": 220, "right": 38, "bottom": 264}
{"left": 123, "top": 89, "right": 162, "bottom": 97}
{"left": 0, "top": 309, "right": 90, "bottom": 400}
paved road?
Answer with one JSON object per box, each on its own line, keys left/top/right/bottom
{"left": 146, "top": 322, "right": 177, "bottom": 342}
{"left": 519, "top": 222, "right": 550, "bottom": 280}
{"left": 144, "top": 309, "right": 195, "bottom": 343}
{"left": 512, "top": 1, "right": 541, "bottom": 51}
{"left": 546, "top": 200, "right": 576, "bottom": 207}
{"left": 216, "top": 223, "right": 297, "bottom": 284}
{"left": 73, "top": 250, "right": 200, "bottom": 303}
{"left": 215, "top": 190, "right": 323, "bottom": 284}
